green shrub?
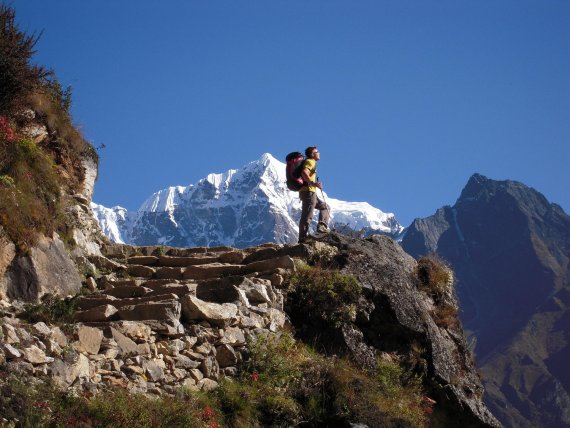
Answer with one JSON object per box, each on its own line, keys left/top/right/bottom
{"left": 288, "top": 265, "right": 361, "bottom": 328}
{"left": 0, "top": 174, "right": 14, "bottom": 187}
{"left": 19, "top": 294, "right": 79, "bottom": 325}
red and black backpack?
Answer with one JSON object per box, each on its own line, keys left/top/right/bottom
{"left": 285, "top": 152, "right": 306, "bottom": 191}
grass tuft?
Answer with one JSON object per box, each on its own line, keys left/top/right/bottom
{"left": 288, "top": 265, "right": 362, "bottom": 328}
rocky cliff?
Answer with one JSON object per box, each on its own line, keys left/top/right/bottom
{"left": 1, "top": 227, "right": 500, "bottom": 426}
{"left": 402, "top": 173, "right": 570, "bottom": 428}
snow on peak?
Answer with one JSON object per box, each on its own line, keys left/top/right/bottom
{"left": 138, "top": 186, "right": 186, "bottom": 212}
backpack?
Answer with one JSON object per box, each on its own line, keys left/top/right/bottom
{"left": 285, "top": 152, "right": 306, "bottom": 191}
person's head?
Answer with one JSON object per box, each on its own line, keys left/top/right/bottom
{"left": 305, "top": 146, "right": 320, "bottom": 160}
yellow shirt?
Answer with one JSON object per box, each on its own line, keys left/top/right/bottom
{"left": 299, "top": 158, "right": 317, "bottom": 192}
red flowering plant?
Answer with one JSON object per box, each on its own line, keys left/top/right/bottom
{"left": 201, "top": 405, "right": 217, "bottom": 428}
{"left": 0, "top": 115, "right": 17, "bottom": 142}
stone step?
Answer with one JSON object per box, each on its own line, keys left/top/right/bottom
{"left": 104, "top": 286, "right": 152, "bottom": 299}
{"left": 157, "top": 255, "right": 220, "bottom": 267}
{"left": 117, "top": 300, "right": 182, "bottom": 322}
{"left": 127, "top": 256, "right": 159, "bottom": 266}
{"left": 140, "top": 279, "right": 180, "bottom": 289}
{"left": 146, "top": 284, "right": 197, "bottom": 298}
{"left": 127, "top": 265, "right": 156, "bottom": 278}
{"left": 108, "top": 293, "right": 179, "bottom": 309}
{"left": 154, "top": 267, "right": 184, "bottom": 280}
{"left": 103, "top": 244, "right": 239, "bottom": 259}
{"left": 183, "top": 263, "right": 244, "bottom": 280}
{"left": 77, "top": 295, "right": 119, "bottom": 311}
{"left": 74, "top": 304, "right": 119, "bottom": 322}
{"left": 241, "top": 255, "right": 296, "bottom": 275}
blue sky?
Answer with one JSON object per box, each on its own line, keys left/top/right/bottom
{"left": 12, "top": 1, "right": 570, "bottom": 226}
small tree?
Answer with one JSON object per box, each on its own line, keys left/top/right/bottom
{"left": 0, "top": 4, "right": 51, "bottom": 115}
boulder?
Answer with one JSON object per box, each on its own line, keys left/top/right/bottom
{"left": 266, "top": 308, "right": 287, "bottom": 332}
{"left": 173, "top": 355, "right": 201, "bottom": 370}
{"left": 143, "top": 319, "right": 185, "bottom": 337}
{"left": 85, "top": 277, "right": 98, "bottom": 291}
{"left": 216, "top": 344, "right": 238, "bottom": 368}
{"left": 3, "top": 343, "right": 21, "bottom": 359}
{"left": 181, "top": 295, "right": 238, "bottom": 327}
{"left": 199, "top": 378, "right": 219, "bottom": 391}
{"left": 21, "top": 345, "right": 53, "bottom": 364}
{"left": 6, "top": 234, "right": 82, "bottom": 301}
{"left": 50, "top": 353, "right": 90, "bottom": 388}
{"left": 143, "top": 360, "right": 165, "bottom": 382}
{"left": 74, "top": 325, "right": 103, "bottom": 355}
{"left": 201, "top": 356, "right": 220, "bottom": 380}
{"left": 110, "top": 327, "right": 139, "bottom": 357}
{"left": 0, "top": 230, "right": 16, "bottom": 300}
{"left": 111, "top": 321, "right": 152, "bottom": 341}
{"left": 2, "top": 323, "right": 20, "bottom": 344}
{"left": 239, "top": 312, "right": 265, "bottom": 329}
{"left": 240, "top": 280, "right": 273, "bottom": 304}
{"left": 219, "top": 327, "right": 246, "bottom": 346}
{"left": 51, "top": 327, "right": 68, "bottom": 347}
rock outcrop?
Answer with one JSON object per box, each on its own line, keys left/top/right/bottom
{"left": 298, "top": 233, "right": 500, "bottom": 427}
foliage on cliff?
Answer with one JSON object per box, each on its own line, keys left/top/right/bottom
{"left": 0, "top": 4, "right": 97, "bottom": 252}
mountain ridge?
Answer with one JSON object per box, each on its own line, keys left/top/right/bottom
{"left": 401, "top": 173, "right": 570, "bottom": 428}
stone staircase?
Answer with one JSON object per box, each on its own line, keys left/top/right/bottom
{"left": 1, "top": 242, "right": 306, "bottom": 397}
{"left": 76, "top": 242, "right": 305, "bottom": 394}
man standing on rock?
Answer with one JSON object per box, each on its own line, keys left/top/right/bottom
{"left": 298, "top": 146, "right": 330, "bottom": 243}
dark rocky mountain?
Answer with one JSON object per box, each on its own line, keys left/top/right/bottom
{"left": 401, "top": 173, "right": 570, "bottom": 428}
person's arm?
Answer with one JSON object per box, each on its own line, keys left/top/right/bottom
{"left": 301, "top": 168, "right": 322, "bottom": 189}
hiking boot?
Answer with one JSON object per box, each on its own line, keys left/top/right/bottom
{"left": 317, "top": 224, "right": 330, "bottom": 233}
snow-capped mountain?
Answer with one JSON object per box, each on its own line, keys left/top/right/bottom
{"left": 92, "top": 153, "right": 403, "bottom": 248}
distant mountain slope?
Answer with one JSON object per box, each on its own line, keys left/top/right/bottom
{"left": 92, "top": 153, "right": 403, "bottom": 248}
{"left": 401, "top": 173, "right": 570, "bottom": 428}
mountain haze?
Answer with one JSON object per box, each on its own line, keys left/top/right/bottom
{"left": 402, "top": 173, "right": 570, "bottom": 428}
{"left": 93, "top": 153, "right": 403, "bottom": 248}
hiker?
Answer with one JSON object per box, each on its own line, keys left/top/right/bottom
{"left": 298, "top": 146, "right": 330, "bottom": 243}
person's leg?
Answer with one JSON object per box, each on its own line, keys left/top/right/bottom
{"left": 315, "top": 197, "right": 330, "bottom": 232}
{"left": 299, "top": 191, "right": 317, "bottom": 242}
